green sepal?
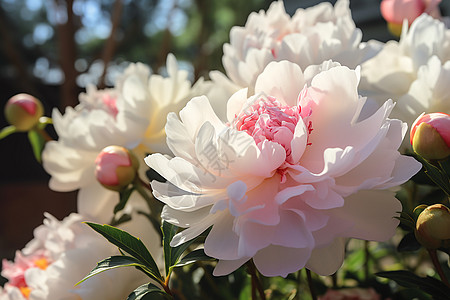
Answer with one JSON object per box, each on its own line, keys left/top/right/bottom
{"left": 28, "top": 129, "right": 45, "bottom": 163}
{"left": 172, "top": 248, "right": 215, "bottom": 268}
{"left": 415, "top": 155, "right": 450, "bottom": 197}
{"left": 114, "top": 187, "right": 135, "bottom": 214}
{"left": 85, "top": 222, "right": 163, "bottom": 282}
{"left": 0, "top": 125, "right": 17, "bottom": 140}
{"left": 376, "top": 270, "right": 450, "bottom": 300}
{"left": 76, "top": 255, "right": 156, "bottom": 285}
{"left": 397, "top": 232, "right": 421, "bottom": 252}
{"left": 127, "top": 282, "right": 172, "bottom": 300}
{"left": 394, "top": 211, "right": 415, "bottom": 230}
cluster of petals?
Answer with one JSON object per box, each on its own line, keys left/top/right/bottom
{"left": 146, "top": 60, "right": 421, "bottom": 277}
{"left": 0, "top": 213, "right": 158, "bottom": 300}
{"left": 360, "top": 14, "right": 450, "bottom": 128}
{"left": 41, "top": 54, "right": 210, "bottom": 223}
{"left": 209, "top": 0, "right": 381, "bottom": 119}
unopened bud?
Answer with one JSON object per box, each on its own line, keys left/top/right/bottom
{"left": 410, "top": 113, "right": 450, "bottom": 161}
{"left": 415, "top": 204, "right": 450, "bottom": 249}
{"left": 5, "top": 93, "right": 44, "bottom": 131}
{"left": 95, "top": 146, "right": 139, "bottom": 191}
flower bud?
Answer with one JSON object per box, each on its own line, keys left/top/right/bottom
{"left": 4, "top": 93, "right": 44, "bottom": 131}
{"left": 410, "top": 113, "right": 450, "bottom": 161}
{"left": 415, "top": 204, "right": 450, "bottom": 249}
{"left": 95, "top": 146, "right": 139, "bottom": 191}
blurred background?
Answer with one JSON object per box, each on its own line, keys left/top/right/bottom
{"left": 0, "top": 0, "right": 448, "bottom": 286}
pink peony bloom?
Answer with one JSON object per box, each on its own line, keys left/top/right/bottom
{"left": 146, "top": 60, "right": 421, "bottom": 277}
{"left": 319, "top": 287, "right": 382, "bottom": 300}
{"left": 208, "top": 0, "right": 382, "bottom": 120}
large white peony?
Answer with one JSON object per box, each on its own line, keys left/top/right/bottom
{"left": 209, "top": 0, "right": 381, "bottom": 120}
{"left": 0, "top": 212, "right": 159, "bottom": 300}
{"left": 361, "top": 14, "right": 450, "bottom": 127}
{"left": 145, "top": 60, "right": 421, "bottom": 277}
{"left": 42, "top": 54, "right": 211, "bottom": 223}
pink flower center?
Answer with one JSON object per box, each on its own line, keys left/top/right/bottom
{"left": 2, "top": 251, "right": 51, "bottom": 299}
{"left": 234, "top": 96, "right": 303, "bottom": 164}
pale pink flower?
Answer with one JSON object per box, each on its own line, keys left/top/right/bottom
{"left": 146, "top": 60, "right": 421, "bottom": 277}
{"left": 42, "top": 54, "right": 210, "bottom": 223}
{"left": 209, "top": 0, "right": 381, "bottom": 120}
{"left": 0, "top": 212, "right": 159, "bottom": 300}
{"left": 361, "top": 14, "right": 450, "bottom": 131}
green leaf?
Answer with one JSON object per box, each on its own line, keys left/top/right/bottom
{"left": 77, "top": 255, "right": 152, "bottom": 285}
{"left": 162, "top": 221, "right": 198, "bottom": 276}
{"left": 114, "top": 187, "right": 135, "bottom": 214}
{"left": 127, "top": 283, "right": 171, "bottom": 300}
{"left": 439, "top": 158, "right": 450, "bottom": 179}
{"left": 376, "top": 270, "right": 450, "bottom": 300}
{"left": 27, "top": 129, "right": 45, "bottom": 163}
{"left": 397, "top": 232, "right": 421, "bottom": 252}
{"left": 85, "top": 222, "right": 162, "bottom": 282}
{"left": 110, "top": 213, "right": 132, "bottom": 227}
{"left": 173, "top": 248, "right": 215, "bottom": 268}
{"left": 0, "top": 125, "right": 17, "bottom": 140}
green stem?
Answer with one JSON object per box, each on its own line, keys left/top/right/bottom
{"left": 428, "top": 249, "right": 450, "bottom": 288}
{"left": 246, "top": 260, "right": 266, "bottom": 300}
{"left": 364, "top": 240, "right": 370, "bottom": 281}
{"left": 306, "top": 269, "right": 317, "bottom": 300}
{"left": 134, "top": 177, "right": 164, "bottom": 238}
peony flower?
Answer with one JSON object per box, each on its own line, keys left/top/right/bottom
{"left": 42, "top": 54, "right": 210, "bottom": 223}
{"left": 208, "top": 0, "right": 381, "bottom": 120}
{"left": 319, "top": 287, "right": 382, "bottom": 300}
{"left": 410, "top": 112, "right": 450, "bottom": 160}
{"left": 146, "top": 60, "right": 421, "bottom": 277}
{"left": 4, "top": 94, "right": 43, "bottom": 131}
{"left": 0, "top": 212, "right": 159, "bottom": 300}
{"left": 360, "top": 14, "right": 450, "bottom": 130}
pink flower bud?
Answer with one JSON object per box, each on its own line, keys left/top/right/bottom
{"left": 4, "top": 93, "right": 44, "bottom": 131}
{"left": 410, "top": 112, "right": 450, "bottom": 160}
{"left": 381, "top": 0, "right": 425, "bottom": 25}
{"left": 95, "top": 146, "right": 139, "bottom": 191}
{"left": 380, "top": 0, "right": 442, "bottom": 36}
{"left": 415, "top": 204, "right": 450, "bottom": 249}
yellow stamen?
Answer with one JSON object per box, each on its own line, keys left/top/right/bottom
{"left": 34, "top": 257, "right": 49, "bottom": 270}
{"left": 20, "top": 286, "right": 31, "bottom": 298}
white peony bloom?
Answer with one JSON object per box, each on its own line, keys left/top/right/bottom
{"left": 145, "top": 60, "right": 421, "bottom": 277}
{"left": 1, "top": 212, "right": 159, "bottom": 300}
{"left": 42, "top": 54, "right": 211, "bottom": 223}
{"left": 361, "top": 14, "right": 450, "bottom": 126}
{"left": 208, "top": 0, "right": 381, "bottom": 120}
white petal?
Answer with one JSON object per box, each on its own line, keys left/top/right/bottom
{"left": 255, "top": 61, "right": 305, "bottom": 106}
{"left": 306, "top": 237, "right": 346, "bottom": 276}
